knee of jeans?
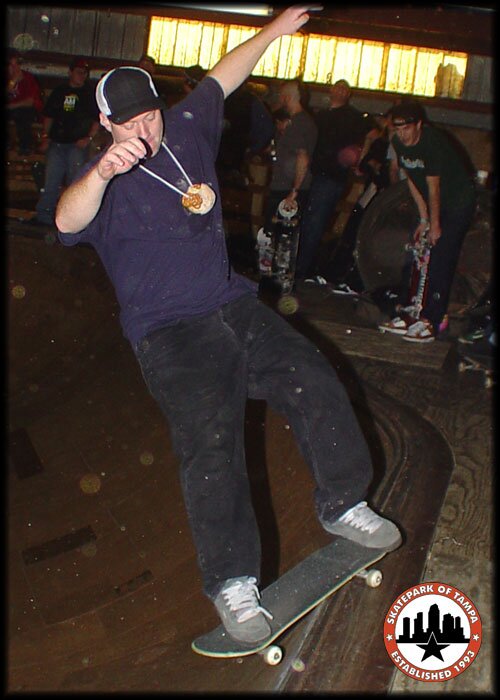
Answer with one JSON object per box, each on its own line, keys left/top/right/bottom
{"left": 172, "top": 414, "right": 236, "bottom": 459}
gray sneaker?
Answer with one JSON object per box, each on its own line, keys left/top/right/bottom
{"left": 214, "top": 576, "right": 273, "bottom": 645}
{"left": 321, "top": 501, "right": 402, "bottom": 551}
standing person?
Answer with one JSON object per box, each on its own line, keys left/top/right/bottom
{"left": 296, "top": 79, "right": 379, "bottom": 280}
{"left": 264, "top": 80, "right": 317, "bottom": 226}
{"left": 316, "top": 110, "right": 396, "bottom": 295}
{"left": 7, "top": 50, "right": 43, "bottom": 155}
{"left": 55, "top": 6, "right": 401, "bottom": 646}
{"left": 217, "top": 80, "right": 274, "bottom": 186}
{"left": 30, "top": 57, "right": 99, "bottom": 226}
{"left": 259, "top": 80, "right": 317, "bottom": 285}
{"left": 378, "top": 101, "right": 476, "bottom": 342}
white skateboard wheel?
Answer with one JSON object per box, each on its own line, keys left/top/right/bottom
{"left": 365, "top": 568, "right": 383, "bottom": 588}
{"left": 261, "top": 645, "right": 283, "bottom": 665}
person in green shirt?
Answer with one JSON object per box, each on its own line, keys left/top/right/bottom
{"left": 380, "top": 101, "right": 476, "bottom": 342}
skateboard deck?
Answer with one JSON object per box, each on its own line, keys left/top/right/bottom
{"left": 272, "top": 199, "right": 301, "bottom": 313}
{"left": 398, "top": 230, "right": 431, "bottom": 319}
{"left": 192, "top": 538, "right": 388, "bottom": 664}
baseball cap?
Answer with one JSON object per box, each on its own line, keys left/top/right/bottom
{"left": 96, "top": 66, "right": 166, "bottom": 124}
{"left": 70, "top": 57, "right": 89, "bottom": 71}
{"left": 390, "top": 101, "right": 427, "bottom": 126}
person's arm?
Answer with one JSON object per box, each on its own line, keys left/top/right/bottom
{"left": 285, "top": 149, "right": 310, "bottom": 205}
{"left": 425, "top": 175, "right": 442, "bottom": 245}
{"left": 357, "top": 126, "right": 381, "bottom": 165}
{"left": 207, "top": 5, "right": 320, "bottom": 98}
{"left": 55, "top": 137, "right": 148, "bottom": 233}
{"left": 39, "top": 116, "right": 53, "bottom": 153}
{"left": 406, "top": 175, "right": 431, "bottom": 244}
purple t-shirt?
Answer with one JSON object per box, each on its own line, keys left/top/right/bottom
{"left": 58, "top": 77, "right": 257, "bottom": 348}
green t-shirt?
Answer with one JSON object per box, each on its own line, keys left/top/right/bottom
{"left": 392, "top": 125, "right": 475, "bottom": 209}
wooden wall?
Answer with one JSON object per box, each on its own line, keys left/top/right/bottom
{"left": 7, "top": 6, "right": 148, "bottom": 61}
{"left": 7, "top": 5, "right": 494, "bottom": 172}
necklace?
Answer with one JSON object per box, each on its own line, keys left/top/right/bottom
{"left": 139, "top": 142, "right": 216, "bottom": 215}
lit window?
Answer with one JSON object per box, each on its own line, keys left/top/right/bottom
{"left": 148, "top": 16, "right": 468, "bottom": 98}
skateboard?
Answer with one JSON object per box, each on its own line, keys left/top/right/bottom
{"left": 397, "top": 229, "right": 431, "bottom": 320}
{"left": 192, "top": 538, "right": 388, "bottom": 665}
{"left": 458, "top": 353, "right": 494, "bottom": 388}
{"left": 272, "top": 199, "right": 301, "bottom": 314}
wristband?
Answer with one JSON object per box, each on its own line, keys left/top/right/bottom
{"left": 420, "top": 217, "right": 429, "bottom": 224}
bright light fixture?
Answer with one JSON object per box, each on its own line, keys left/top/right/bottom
{"left": 160, "top": 3, "right": 272, "bottom": 16}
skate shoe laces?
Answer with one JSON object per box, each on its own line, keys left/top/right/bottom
{"left": 321, "top": 500, "right": 402, "bottom": 550}
{"left": 337, "top": 501, "right": 382, "bottom": 533}
{"left": 221, "top": 577, "right": 273, "bottom": 623}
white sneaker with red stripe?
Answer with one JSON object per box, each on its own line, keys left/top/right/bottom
{"left": 403, "top": 319, "right": 435, "bottom": 343}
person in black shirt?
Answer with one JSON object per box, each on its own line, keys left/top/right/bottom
{"left": 379, "top": 101, "right": 476, "bottom": 342}
{"left": 296, "top": 79, "right": 379, "bottom": 279}
{"left": 32, "top": 57, "right": 99, "bottom": 226}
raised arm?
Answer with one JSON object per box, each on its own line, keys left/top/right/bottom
{"left": 55, "top": 136, "right": 148, "bottom": 233}
{"left": 208, "top": 5, "right": 321, "bottom": 98}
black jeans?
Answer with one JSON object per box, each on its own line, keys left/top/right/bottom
{"left": 136, "top": 295, "right": 372, "bottom": 598}
{"left": 423, "top": 200, "right": 476, "bottom": 331}
{"left": 296, "top": 174, "right": 347, "bottom": 278}
{"left": 10, "top": 106, "right": 38, "bottom": 151}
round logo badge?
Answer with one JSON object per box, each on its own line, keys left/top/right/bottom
{"left": 384, "top": 582, "right": 482, "bottom": 682}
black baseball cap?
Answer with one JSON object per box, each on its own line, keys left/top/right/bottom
{"left": 390, "top": 101, "right": 427, "bottom": 126}
{"left": 96, "top": 66, "right": 166, "bottom": 124}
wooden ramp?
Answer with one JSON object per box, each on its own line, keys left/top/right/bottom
{"left": 8, "top": 233, "right": 455, "bottom": 692}
{"left": 304, "top": 318, "right": 452, "bottom": 369}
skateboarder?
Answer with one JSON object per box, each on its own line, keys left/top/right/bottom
{"left": 55, "top": 5, "right": 401, "bottom": 646}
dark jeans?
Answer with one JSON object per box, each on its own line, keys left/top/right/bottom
{"left": 136, "top": 295, "right": 372, "bottom": 598}
{"left": 10, "top": 106, "right": 38, "bottom": 151}
{"left": 319, "top": 204, "right": 365, "bottom": 286}
{"left": 36, "top": 142, "right": 90, "bottom": 224}
{"left": 423, "top": 199, "right": 476, "bottom": 331}
{"left": 296, "top": 174, "right": 347, "bottom": 278}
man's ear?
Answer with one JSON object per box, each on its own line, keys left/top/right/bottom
{"left": 99, "top": 113, "right": 112, "bottom": 133}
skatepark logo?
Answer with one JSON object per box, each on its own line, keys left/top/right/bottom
{"left": 384, "top": 582, "right": 482, "bottom": 682}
